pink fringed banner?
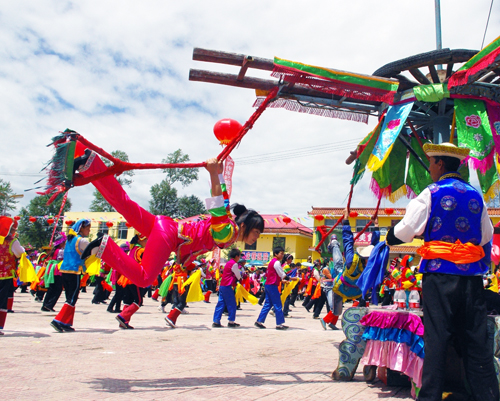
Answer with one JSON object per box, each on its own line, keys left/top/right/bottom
{"left": 253, "top": 97, "right": 369, "bottom": 124}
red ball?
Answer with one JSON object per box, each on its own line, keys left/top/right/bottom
{"left": 29, "top": 216, "right": 37, "bottom": 223}
{"left": 213, "top": 119, "right": 242, "bottom": 145}
{"left": 106, "top": 221, "right": 113, "bottom": 228}
{"left": 13, "top": 216, "right": 21, "bottom": 221}
{"left": 47, "top": 218, "right": 54, "bottom": 225}
{"left": 385, "top": 208, "right": 394, "bottom": 215}
{"left": 125, "top": 222, "right": 132, "bottom": 228}
{"left": 349, "top": 211, "right": 358, "bottom": 218}
{"left": 315, "top": 215, "right": 325, "bottom": 222}
{"left": 282, "top": 216, "right": 292, "bottom": 224}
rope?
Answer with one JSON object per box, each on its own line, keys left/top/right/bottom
{"left": 71, "top": 87, "right": 279, "bottom": 187}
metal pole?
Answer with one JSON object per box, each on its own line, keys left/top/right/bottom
{"left": 435, "top": 0, "right": 443, "bottom": 69}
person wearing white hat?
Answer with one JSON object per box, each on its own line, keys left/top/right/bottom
{"left": 386, "top": 143, "right": 497, "bottom": 401}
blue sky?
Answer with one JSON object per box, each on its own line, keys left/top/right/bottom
{"left": 0, "top": 1, "right": 499, "bottom": 224}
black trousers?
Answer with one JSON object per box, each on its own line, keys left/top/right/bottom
{"left": 123, "top": 284, "right": 143, "bottom": 307}
{"left": 0, "top": 279, "right": 13, "bottom": 310}
{"left": 43, "top": 275, "right": 63, "bottom": 310}
{"left": 419, "top": 273, "right": 499, "bottom": 401}
{"left": 108, "top": 285, "right": 125, "bottom": 311}
{"left": 61, "top": 273, "right": 80, "bottom": 307}
{"left": 172, "top": 284, "right": 188, "bottom": 311}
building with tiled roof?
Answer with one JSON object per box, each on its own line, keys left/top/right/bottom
{"left": 308, "top": 206, "right": 500, "bottom": 262}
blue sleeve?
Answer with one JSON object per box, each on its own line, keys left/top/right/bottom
{"left": 371, "top": 229, "right": 380, "bottom": 246}
{"left": 343, "top": 223, "right": 354, "bottom": 268}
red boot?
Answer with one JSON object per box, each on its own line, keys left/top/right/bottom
{"left": 204, "top": 291, "right": 212, "bottom": 303}
{"left": 165, "top": 308, "right": 181, "bottom": 328}
{"left": 7, "top": 297, "right": 13, "bottom": 312}
{"left": 151, "top": 288, "right": 159, "bottom": 301}
{"left": 119, "top": 303, "right": 139, "bottom": 323}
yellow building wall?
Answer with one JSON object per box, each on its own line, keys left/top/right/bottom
{"left": 310, "top": 215, "right": 424, "bottom": 260}
{"left": 235, "top": 233, "right": 312, "bottom": 262}
{"left": 63, "top": 212, "right": 135, "bottom": 245}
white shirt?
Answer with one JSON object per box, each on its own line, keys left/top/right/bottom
{"left": 11, "top": 240, "right": 25, "bottom": 258}
{"left": 394, "top": 187, "right": 493, "bottom": 246}
{"left": 231, "top": 263, "right": 242, "bottom": 280}
{"left": 273, "top": 260, "right": 286, "bottom": 279}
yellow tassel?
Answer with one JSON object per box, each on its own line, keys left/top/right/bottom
{"left": 235, "top": 283, "right": 259, "bottom": 305}
{"left": 183, "top": 270, "right": 204, "bottom": 303}
{"left": 388, "top": 185, "right": 408, "bottom": 203}
{"left": 484, "top": 179, "right": 500, "bottom": 203}
{"left": 85, "top": 255, "right": 101, "bottom": 276}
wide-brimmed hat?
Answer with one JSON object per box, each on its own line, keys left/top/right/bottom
{"left": 357, "top": 245, "right": 374, "bottom": 259}
{"left": 423, "top": 142, "right": 470, "bottom": 161}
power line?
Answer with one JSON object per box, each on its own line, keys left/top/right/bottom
{"left": 481, "top": 0, "right": 495, "bottom": 49}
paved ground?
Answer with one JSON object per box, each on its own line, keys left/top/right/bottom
{"left": 1, "top": 290, "right": 413, "bottom": 400}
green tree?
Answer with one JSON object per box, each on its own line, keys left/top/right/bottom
{"left": 149, "top": 149, "right": 203, "bottom": 218}
{"left": 0, "top": 179, "right": 19, "bottom": 215}
{"left": 18, "top": 195, "right": 72, "bottom": 248}
{"left": 178, "top": 195, "right": 207, "bottom": 218}
{"left": 89, "top": 150, "right": 134, "bottom": 212}
{"left": 162, "top": 149, "right": 199, "bottom": 187}
{"left": 149, "top": 180, "right": 178, "bottom": 217}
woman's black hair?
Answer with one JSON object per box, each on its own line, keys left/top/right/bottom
{"left": 67, "top": 220, "right": 91, "bottom": 241}
{"left": 229, "top": 248, "right": 241, "bottom": 259}
{"left": 231, "top": 203, "right": 265, "bottom": 240}
{"left": 130, "top": 234, "right": 140, "bottom": 245}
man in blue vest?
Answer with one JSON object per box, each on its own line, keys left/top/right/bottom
{"left": 386, "top": 143, "right": 498, "bottom": 401}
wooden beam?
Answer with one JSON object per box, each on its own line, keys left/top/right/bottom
{"left": 237, "top": 57, "right": 251, "bottom": 81}
{"left": 189, "top": 69, "right": 383, "bottom": 106}
{"left": 428, "top": 64, "right": 440, "bottom": 83}
{"left": 409, "top": 68, "right": 432, "bottom": 85}
{"left": 193, "top": 48, "right": 274, "bottom": 71}
{"left": 446, "top": 62, "right": 454, "bottom": 78}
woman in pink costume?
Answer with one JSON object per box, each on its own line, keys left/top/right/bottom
{"left": 76, "top": 148, "right": 264, "bottom": 326}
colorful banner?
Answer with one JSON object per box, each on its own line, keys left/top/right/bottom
{"left": 366, "top": 101, "right": 414, "bottom": 172}
{"left": 223, "top": 155, "right": 235, "bottom": 198}
{"left": 455, "top": 98, "right": 494, "bottom": 173}
{"left": 272, "top": 57, "right": 399, "bottom": 104}
{"left": 242, "top": 251, "right": 270, "bottom": 263}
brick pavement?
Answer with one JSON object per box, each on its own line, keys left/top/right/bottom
{"left": 0, "top": 290, "right": 413, "bottom": 400}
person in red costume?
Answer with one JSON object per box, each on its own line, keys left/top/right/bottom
{"left": 0, "top": 217, "right": 25, "bottom": 335}
{"left": 72, "top": 147, "right": 264, "bottom": 329}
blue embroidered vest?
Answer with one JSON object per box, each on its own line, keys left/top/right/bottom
{"left": 60, "top": 235, "right": 86, "bottom": 274}
{"left": 421, "top": 174, "right": 485, "bottom": 276}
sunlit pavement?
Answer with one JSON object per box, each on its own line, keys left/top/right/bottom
{"left": 1, "top": 290, "right": 412, "bottom": 400}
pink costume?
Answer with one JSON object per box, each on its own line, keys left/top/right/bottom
{"left": 79, "top": 152, "right": 238, "bottom": 287}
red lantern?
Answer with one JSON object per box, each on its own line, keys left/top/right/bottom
{"left": 349, "top": 211, "right": 358, "bottom": 218}
{"left": 315, "top": 215, "right": 325, "bottom": 222}
{"left": 125, "top": 222, "right": 132, "bottom": 228}
{"left": 213, "top": 119, "right": 242, "bottom": 145}
{"left": 385, "top": 208, "right": 394, "bottom": 215}
{"left": 282, "top": 216, "right": 292, "bottom": 224}
{"left": 47, "top": 218, "right": 54, "bottom": 225}
{"left": 14, "top": 216, "right": 21, "bottom": 221}
{"left": 106, "top": 221, "right": 113, "bottom": 228}
{"left": 29, "top": 216, "right": 36, "bottom": 223}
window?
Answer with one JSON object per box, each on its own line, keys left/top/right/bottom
{"left": 244, "top": 241, "right": 257, "bottom": 250}
{"left": 117, "top": 222, "right": 128, "bottom": 240}
{"left": 272, "top": 237, "right": 286, "bottom": 249}
{"left": 355, "top": 219, "right": 377, "bottom": 233}
{"left": 98, "top": 222, "right": 109, "bottom": 235}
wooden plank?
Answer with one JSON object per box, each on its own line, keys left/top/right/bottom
{"left": 193, "top": 48, "right": 274, "bottom": 71}
{"left": 409, "top": 68, "right": 431, "bottom": 85}
{"left": 428, "top": 64, "right": 440, "bottom": 83}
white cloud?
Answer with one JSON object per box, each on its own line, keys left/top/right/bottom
{"left": 0, "top": 0, "right": 498, "bottom": 222}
